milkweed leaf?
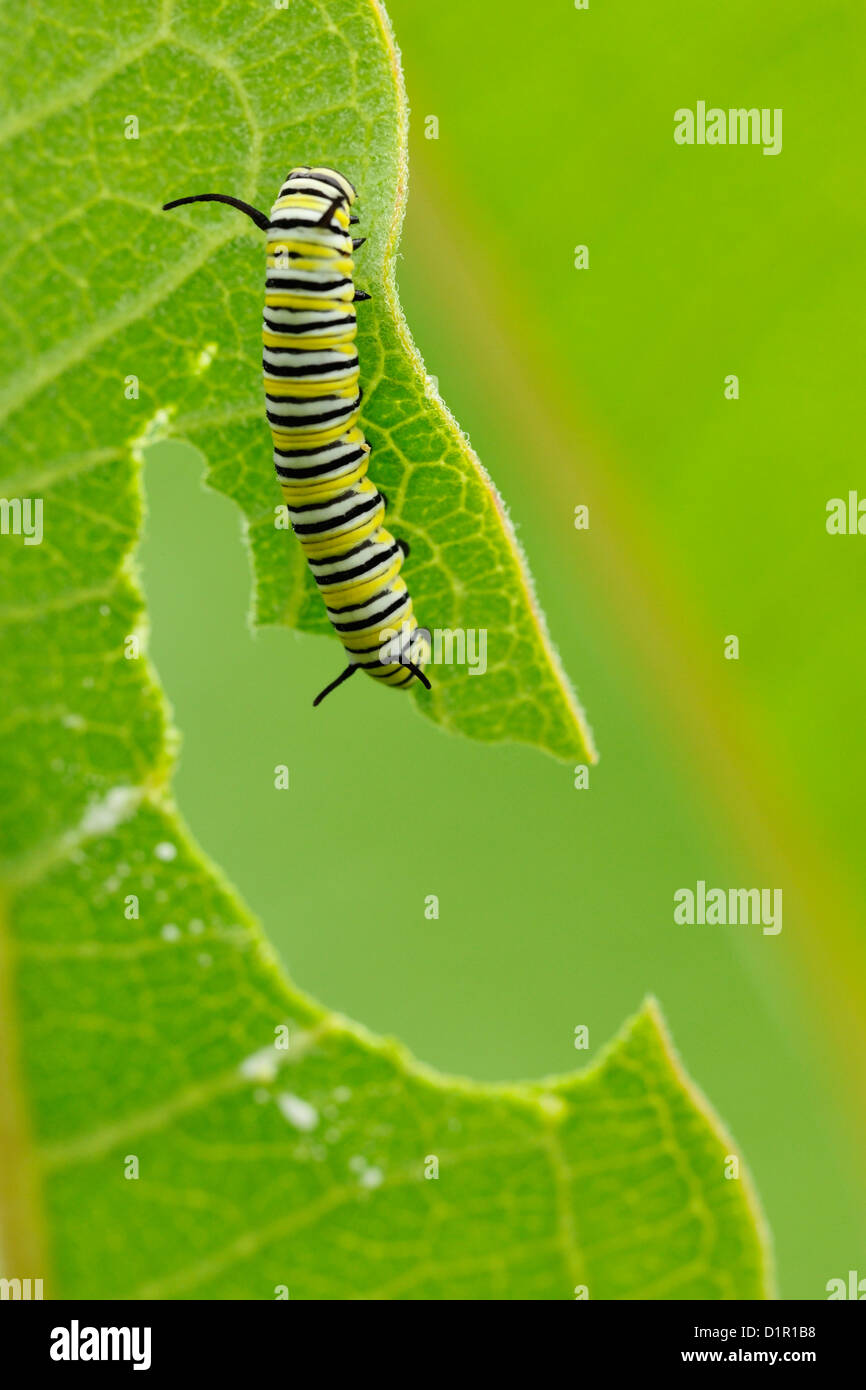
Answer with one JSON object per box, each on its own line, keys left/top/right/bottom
{"left": 0, "top": 0, "right": 770, "bottom": 1300}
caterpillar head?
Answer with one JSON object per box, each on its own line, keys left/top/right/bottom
{"left": 286, "top": 166, "right": 357, "bottom": 206}
{"left": 162, "top": 168, "right": 357, "bottom": 233}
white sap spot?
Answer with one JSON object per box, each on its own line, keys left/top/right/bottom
{"left": 189, "top": 919, "right": 205, "bottom": 935}
{"left": 197, "top": 953, "right": 212, "bottom": 967}
{"left": 349, "top": 1154, "right": 383, "bottom": 1188}
{"left": 193, "top": 342, "right": 219, "bottom": 374}
{"left": 161, "top": 923, "right": 181, "bottom": 942}
{"left": 239, "top": 1045, "right": 279, "bottom": 1083}
{"left": 537, "top": 1093, "right": 567, "bottom": 1121}
{"left": 130, "top": 405, "right": 176, "bottom": 464}
{"left": 79, "top": 786, "right": 140, "bottom": 838}
{"left": 103, "top": 876, "right": 120, "bottom": 892}
{"left": 277, "top": 1093, "right": 319, "bottom": 1132}
{"left": 154, "top": 841, "right": 177, "bottom": 862}
{"left": 99, "top": 605, "right": 111, "bottom": 617}
{"left": 333, "top": 1086, "right": 351, "bottom": 1103}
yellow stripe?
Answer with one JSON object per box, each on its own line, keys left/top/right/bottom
{"left": 262, "top": 331, "right": 357, "bottom": 350}
{"left": 270, "top": 426, "right": 366, "bottom": 455}
{"left": 333, "top": 596, "right": 414, "bottom": 642}
{"left": 335, "top": 608, "right": 414, "bottom": 643}
{"left": 266, "top": 239, "right": 350, "bottom": 259}
{"left": 266, "top": 256, "right": 354, "bottom": 276}
{"left": 364, "top": 662, "right": 423, "bottom": 685}
{"left": 270, "top": 196, "right": 350, "bottom": 227}
{"left": 299, "top": 506, "right": 385, "bottom": 559}
{"left": 272, "top": 193, "right": 349, "bottom": 216}
{"left": 342, "top": 618, "right": 418, "bottom": 655}
{"left": 265, "top": 292, "right": 353, "bottom": 309}
{"left": 279, "top": 457, "right": 370, "bottom": 502}
{"left": 270, "top": 411, "right": 361, "bottom": 448}
{"left": 264, "top": 375, "right": 359, "bottom": 399}
{"left": 325, "top": 559, "right": 404, "bottom": 608}
{"left": 264, "top": 343, "right": 357, "bottom": 359}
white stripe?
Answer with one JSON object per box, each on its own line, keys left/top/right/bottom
{"left": 262, "top": 349, "right": 354, "bottom": 369}
{"left": 266, "top": 396, "right": 357, "bottom": 419}
{"left": 289, "top": 490, "right": 378, "bottom": 525}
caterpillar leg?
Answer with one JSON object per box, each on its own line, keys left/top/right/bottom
{"left": 312, "top": 663, "right": 358, "bottom": 708}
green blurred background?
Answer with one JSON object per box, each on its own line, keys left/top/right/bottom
{"left": 141, "top": 1, "right": 865, "bottom": 1298}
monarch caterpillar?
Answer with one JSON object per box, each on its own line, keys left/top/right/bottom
{"left": 163, "top": 166, "right": 430, "bottom": 707}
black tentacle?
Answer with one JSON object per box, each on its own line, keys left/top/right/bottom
{"left": 162, "top": 193, "right": 270, "bottom": 232}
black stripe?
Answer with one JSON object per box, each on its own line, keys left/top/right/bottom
{"left": 343, "top": 640, "right": 392, "bottom": 657}
{"left": 264, "top": 314, "right": 356, "bottom": 335}
{"left": 327, "top": 580, "right": 400, "bottom": 613}
{"left": 264, "top": 339, "right": 355, "bottom": 357}
{"left": 278, "top": 458, "right": 366, "bottom": 486}
{"left": 344, "top": 630, "right": 418, "bottom": 660}
{"left": 291, "top": 496, "right": 382, "bottom": 537}
{"left": 369, "top": 668, "right": 415, "bottom": 686}
{"left": 312, "top": 545, "right": 399, "bottom": 586}
{"left": 332, "top": 592, "right": 408, "bottom": 633}
{"left": 307, "top": 538, "right": 375, "bottom": 568}
{"left": 267, "top": 247, "right": 351, "bottom": 262}
{"left": 284, "top": 171, "right": 353, "bottom": 197}
{"left": 266, "top": 399, "right": 359, "bottom": 428}
{"left": 290, "top": 485, "right": 369, "bottom": 516}
{"left": 275, "top": 447, "right": 366, "bottom": 479}
{"left": 268, "top": 214, "right": 346, "bottom": 233}
{"left": 274, "top": 439, "right": 360, "bottom": 460}
{"left": 266, "top": 275, "right": 352, "bottom": 292}
{"left": 264, "top": 357, "right": 358, "bottom": 378}
{"left": 266, "top": 389, "right": 357, "bottom": 404}
{"left": 361, "top": 652, "right": 417, "bottom": 675}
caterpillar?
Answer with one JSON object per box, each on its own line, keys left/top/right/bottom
{"left": 163, "top": 166, "right": 430, "bottom": 707}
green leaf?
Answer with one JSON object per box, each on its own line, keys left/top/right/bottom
{"left": 0, "top": 0, "right": 770, "bottom": 1298}
{"left": 164, "top": 0, "right": 595, "bottom": 762}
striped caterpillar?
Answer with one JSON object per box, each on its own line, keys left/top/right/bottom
{"left": 163, "top": 166, "right": 430, "bottom": 707}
